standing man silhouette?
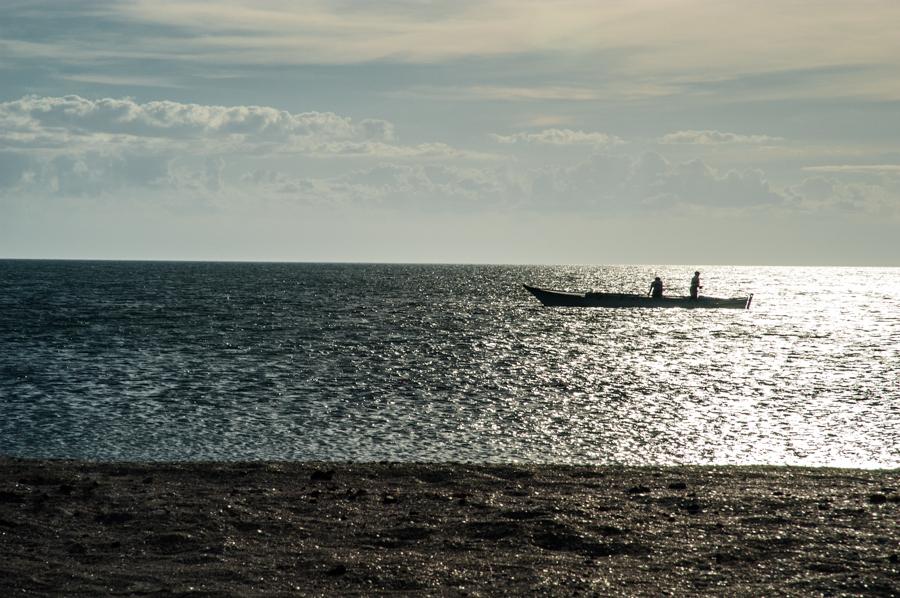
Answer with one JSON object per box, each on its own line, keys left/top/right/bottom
{"left": 690, "top": 271, "right": 702, "bottom": 300}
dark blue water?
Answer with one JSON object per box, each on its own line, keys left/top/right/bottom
{"left": 1, "top": 260, "right": 898, "bottom": 466}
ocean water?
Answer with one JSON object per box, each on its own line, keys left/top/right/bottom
{"left": 0, "top": 260, "right": 898, "bottom": 467}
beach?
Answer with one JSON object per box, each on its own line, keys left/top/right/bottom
{"left": 0, "top": 459, "right": 897, "bottom": 596}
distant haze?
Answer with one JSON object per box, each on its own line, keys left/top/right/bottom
{"left": 2, "top": 1, "right": 899, "bottom": 265}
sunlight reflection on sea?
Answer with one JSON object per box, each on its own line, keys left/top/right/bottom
{"left": 0, "top": 261, "right": 897, "bottom": 467}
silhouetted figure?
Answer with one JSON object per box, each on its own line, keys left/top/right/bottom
{"left": 649, "top": 276, "right": 663, "bottom": 298}
{"left": 690, "top": 271, "right": 702, "bottom": 300}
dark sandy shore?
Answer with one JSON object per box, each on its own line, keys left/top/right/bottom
{"left": 0, "top": 459, "right": 897, "bottom": 596}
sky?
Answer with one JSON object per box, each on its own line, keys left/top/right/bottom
{"left": 2, "top": 0, "right": 899, "bottom": 265}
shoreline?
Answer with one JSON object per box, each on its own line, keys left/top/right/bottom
{"left": 2, "top": 459, "right": 897, "bottom": 596}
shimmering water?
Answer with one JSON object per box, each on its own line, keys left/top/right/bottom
{"left": 1, "top": 260, "right": 898, "bottom": 467}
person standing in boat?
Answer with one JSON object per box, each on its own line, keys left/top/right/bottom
{"left": 649, "top": 276, "right": 663, "bottom": 298}
{"left": 690, "top": 271, "right": 702, "bottom": 300}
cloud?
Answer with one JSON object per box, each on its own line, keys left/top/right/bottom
{"left": 0, "top": 95, "right": 501, "bottom": 164}
{"left": 789, "top": 168, "right": 900, "bottom": 217}
{"left": 2, "top": 97, "right": 894, "bottom": 219}
{"left": 105, "top": 1, "right": 644, "bottom": 64}
{"left": 7, "top": 1, "right": 900, "bottom": 114}
{"left": 6, "top": 151, "right": 174, "bottom": 197}
{"left": 240, "top": 162, "right": 514, "bottom": 210}
{"left": 0, "top": 150, "right": 34, "bottom": 189}
{"left": 306, "top": 141, "right": 496, "bottom": 161}
{"left": 492, "top": 129, "right": 623, "bottom": 147}
{"left": 389, "top": 85, "right": 627, "bottom": 102}
{"left": 96, "top": 1, "right": 900, "bottom": 76}
{"left": 0, "top": 95, "right": 389, "bottom": 145}
{"left": 58, "top": 73, "right": 183, "bottom": 88}
{"left": 788, "top": 176, "right": 900, "bottom": 215}
{"left": 247, "top": 151, "right": 786, "bottom": 213}
{"left": 5, "top": 1, "right": 900, "bottom": 124}
{"left": 659, "top": 130, "right": 784, "bottom": 145}
{"left": 529, "top": 152, "right": 783, "bottom": 211}
{"left": 6, "top": 1, "right": 895, "bottom": 105}
{"left": 667, "top": 160, "right": 781, "bottom": 207}
{"left": 802, "top": 164, "right": 900, "bottom": 174}
{"left": 0, "top": 95, "right": 497, "bottom": 199}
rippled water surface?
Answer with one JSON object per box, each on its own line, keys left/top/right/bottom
{"left": 1, "top": 261, "right": 898, "bottom": 466}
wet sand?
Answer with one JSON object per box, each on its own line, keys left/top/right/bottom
{"left": 0, "top": 459, "right": 897, "bottom": 596}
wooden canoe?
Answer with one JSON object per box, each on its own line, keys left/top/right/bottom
{"left": 523, "top": 284, "right": 752, "bottom": 309}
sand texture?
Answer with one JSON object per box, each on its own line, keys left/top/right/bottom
{"left": 0, "top": 459, "right": 897, "bottom": 596}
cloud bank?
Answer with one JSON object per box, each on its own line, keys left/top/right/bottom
{"left": 0, "top": 95, "right": 393, "bottom": 150}
{"left": 1, "top": 95, "right": 897, "bottom": 223}
{"left": 105, "top": 0, "right": 900, "bottom": 76}
{"left": 659, "top": 130, "right": 784, "bottom": 145}
{"left": 492, "top": 129, "right": 623, "bottom": 147}
{"left": 802, "top": 164, "right": 900, "bottom": 174}
{"left": 7, "top": 1, "right": 900, "bottom": 105}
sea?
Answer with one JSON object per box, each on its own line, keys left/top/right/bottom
{"left": 1, "top": 260, "right": 898, "bottom": 467}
